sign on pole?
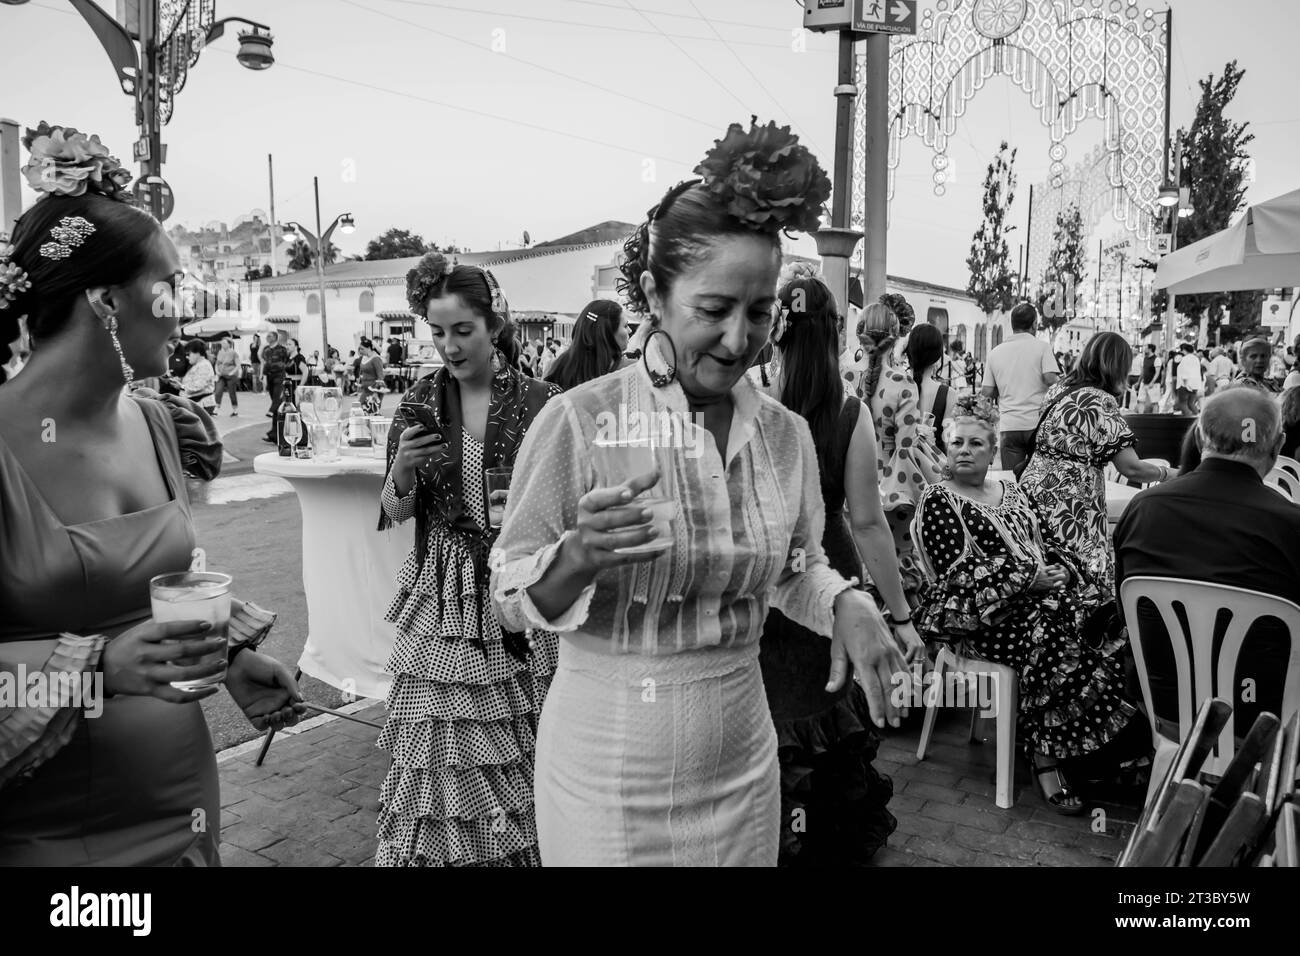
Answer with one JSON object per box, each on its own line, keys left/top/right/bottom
{"left": 1154, "top": 234, "right": 1172, "bottom": 256}
{"left": 1262, "top": 298, "right": 1290, "bottom": 330}
{"left": 852, "top": 0, "right": 918, "bottom": 36}
{"left": 803, "top": 0, "right": 852, "bottom": 32}
{"left": 133, "top": 138, "right": 150, "bottom": 162}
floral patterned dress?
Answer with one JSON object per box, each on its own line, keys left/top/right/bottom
{"left": 911, "top": 481, "right": 1138, "bottom": 761}
{"left": 1018, "top": 384, "right": 1136, "bottom": 603}
{"left": 870, "top": 367, "right": 946, "bottom": 599}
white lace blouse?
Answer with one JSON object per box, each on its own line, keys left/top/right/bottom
{"left": 489, "top": 361, "right": 859, "bottom": 655}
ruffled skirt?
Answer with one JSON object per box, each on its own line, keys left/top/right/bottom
{"left": 374, "top": 527, "right": 557, "bottom": 867}
{"left": 760, "top": 608, "right": 897, "bottom": 867}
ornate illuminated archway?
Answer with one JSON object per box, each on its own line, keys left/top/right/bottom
{"left": 852, "top": 0, "right": 1169, "bottom": 268}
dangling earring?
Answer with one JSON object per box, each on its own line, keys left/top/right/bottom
{"left": 88, "top": 291, "right": 134, "bottom": 386}
{"left": 642, "top": 322, "right": 677, "bottom": 388}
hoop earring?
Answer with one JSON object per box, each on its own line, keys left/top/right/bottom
{"left": 642, "top": 326, "right": 677, "bottom": 388}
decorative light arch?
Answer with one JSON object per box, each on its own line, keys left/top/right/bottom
{"left": 853, "top": 0, "right": 1169, "bottom": 268}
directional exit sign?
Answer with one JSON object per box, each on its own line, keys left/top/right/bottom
{"left": 853, "top": 0, "right": 918, "bottom": 36}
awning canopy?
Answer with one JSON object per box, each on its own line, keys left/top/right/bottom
{"left": 266, "top": 315, "right": 301, "bottom": 325}
{"left": 181, "top": 312, "right": 275, "bottom": 335}
{"left": 378, "top": 311, "right": 421, "bottom": 321}
{"left": 1156, "top": 187, "right": 1300, "bottom": 294}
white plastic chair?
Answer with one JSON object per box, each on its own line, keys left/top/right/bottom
{"left": 916, "top": 644, "right": 1019, "bottom": 809}
{"left": 1265, "top": 467, "right": 1300, "bottom": 503}
{"left": 1120, "top": 577, "right": 1300, "bottom": 801}
{"left": 1276, "top": 455, "right": 1300, "bottom": 484}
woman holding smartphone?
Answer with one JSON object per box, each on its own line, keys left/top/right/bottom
{"left": 374, "top": 252, "right": 560, "bottom": 866}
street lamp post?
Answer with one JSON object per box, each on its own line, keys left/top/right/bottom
{"left": 284, "top": 176, "right": 354, "bottom": 357}
{"left": 12, "top": 0, "right": 276, "bottom": 221}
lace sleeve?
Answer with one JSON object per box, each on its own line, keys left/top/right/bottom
{"left": 490, "top": 396, "right": 596, "bottom": 632}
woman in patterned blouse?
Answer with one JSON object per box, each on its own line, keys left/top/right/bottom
{"left": 491, "top": 125, "right": 907, "bottom": 866}
{"left": 1019, "top": 332, "right": 1176, "bottom": 602}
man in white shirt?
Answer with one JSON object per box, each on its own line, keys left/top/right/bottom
{"left": 1206, "top": 347, "right": 1234, "bottom": 394}
{"left": 980, "top": 301, "right": 1061, "bottom": 473}
{"left": 539, "top": 337, "right": 563, "bottom": 378}
{"left": 1174, "top": 343, "right": 1204, "bottom": 415}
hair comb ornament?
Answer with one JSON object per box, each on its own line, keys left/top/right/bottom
{"left": 39, "top": 216, "right": 96, "bottom": 260}
{"left": 0, "top": 235, "right": 32, "bottom": 311}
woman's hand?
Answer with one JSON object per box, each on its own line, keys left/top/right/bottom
{"left": 1031, "top": 564, "right": 1068, "bottom": 592}
{"left": 100, "top": 619, "right": 228, "bottom": 703}
{"left": 224, "top": 652, "right": 306, "bottom": 732}
{"left": 828, "top": 590, "right": 909, "bottom": 728}
{"left": 563, "top": 469, "right": 666, "bottom": 574}
{"left": 391, "top": 424, "right": 444, "bottom": 495}
{"left": 892, "top": 619, "right": 927, "bottom": 667}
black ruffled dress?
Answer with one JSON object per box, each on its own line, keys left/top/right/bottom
{"left": 758, "top": 398, "right": 898, "bottom": 867}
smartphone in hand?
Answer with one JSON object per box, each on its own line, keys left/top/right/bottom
{"left": 399, "top": 402, "right": 442, "bottom": 441}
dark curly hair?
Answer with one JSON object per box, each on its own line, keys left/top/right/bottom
{"left": 618, "top": 118, "right": 829, "bottom": 317}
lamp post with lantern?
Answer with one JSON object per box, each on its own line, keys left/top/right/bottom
{"left": 283, "top": 176, "right": 354, "bottom": 357}
{"left": 3, "top": 0, "right": 274, "bottom": 222}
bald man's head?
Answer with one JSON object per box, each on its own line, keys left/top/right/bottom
{"left": 1197, "top": 386, "right": 1283, "bottom": 473}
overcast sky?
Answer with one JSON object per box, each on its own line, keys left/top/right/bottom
{"left": 4, "top": 0, "right": 1297, "bottom": 289}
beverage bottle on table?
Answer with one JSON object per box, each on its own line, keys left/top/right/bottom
{"left": 277, "top": 379, "right": 301, "bottom": 457}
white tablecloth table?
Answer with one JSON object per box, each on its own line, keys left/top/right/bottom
{"left": 254, "top": 451, "right": 413, "bottom": 700}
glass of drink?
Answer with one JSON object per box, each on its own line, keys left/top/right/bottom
{"left": 370, "top": 416, "right": 392, "bottom": 459}
{"left": 312, "top": 421, "right": 342, "bottom": 462}
{"left": 484, "top": 467, "right": 511, "bottom": 529}
{"left": 283, "top": 411, "right": 303, "bottom": 457}
{"left": 149, "top": 571, "right": 233, "bottom": 690}
{"left": 592, "top": 436, "right": 674, "bottom": 554}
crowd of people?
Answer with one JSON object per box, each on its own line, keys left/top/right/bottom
{"left": 2, "top": 118, "right": 1298, "bottom": 868}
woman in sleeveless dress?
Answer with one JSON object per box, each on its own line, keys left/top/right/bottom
{"left": 0, "top": 127, "right": 304, "bottom": 864}
{"left": 375, "top": 254, "right": 560, "bottom": 866}
{"left": 757, "top": 270, "right": 923, "bottom": 866}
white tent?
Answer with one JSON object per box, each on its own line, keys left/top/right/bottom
{"left": 1155, "top": 188, "right": 1300, "bottom": 294}
{"left": 182, "top": 311, "right": 274, "bottom": 336}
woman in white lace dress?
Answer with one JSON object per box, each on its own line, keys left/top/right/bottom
{"left": 490, "top": 121, "right": 906, "bottom": 866}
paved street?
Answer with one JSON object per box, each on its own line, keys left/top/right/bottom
{"left": 216, "top": 699, "right": 1138, "bottom": 867}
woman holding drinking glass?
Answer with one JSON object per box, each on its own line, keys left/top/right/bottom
{"left": 491, "top": 120, "right": 906, "bottom": 866}
{"left": 375, "top": 252, "right": 560, "bottom": 866}
{"left": 0, "top": 123, "right": 304, "bottom": 865}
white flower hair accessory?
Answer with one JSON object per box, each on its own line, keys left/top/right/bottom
{"left": 0, "top": 234, "right": 32, "bottom": 311}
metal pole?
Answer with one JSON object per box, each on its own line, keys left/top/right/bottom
{"left": 314, "top": 176, "right": 329, "bottom": 356}
{"left": 861, "top": 31, "right": 889, "bottom": 306}
{"left": 1023, "top": 183, "right": 1034, "bottom": 295}
{"left": 140, "top": 0, "right": 163, "bottom": 221}
{"left": 822, "top": 30, "right": 858, "bottom": 325}
{"left": 268, "top": 153, "right": 279, "bottom": 275}
{"left": 0, "top": 118, "right": 20, "bottom": 235}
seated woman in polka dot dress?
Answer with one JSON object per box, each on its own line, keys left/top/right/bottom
{"left": 375, "top": 253, "right": 560, "bottom": 866}
{"left": 910, "top": 396, "right": 1150, "bottom": 815}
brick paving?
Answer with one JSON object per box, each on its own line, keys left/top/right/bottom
{"left": 217, "top": 701, "right": 1141, "bottom": 867}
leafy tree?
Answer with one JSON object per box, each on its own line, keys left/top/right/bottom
{"left": 1037, "top": 203, "right": 1086, "bottom": 346}
{"left": 287, "top": 238, "right": 340, "bottom": 272}
{"left": 1173, "top": 60, "right": 1260, "bottom": 342}
{"left": 966, "top": 142, "right": 1021, "bottom": 351}
{"left": 364, "top": 228, "right": 433, "bottom": 260}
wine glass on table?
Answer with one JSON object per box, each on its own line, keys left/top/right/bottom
{"left": 283, "top": 411, "right": 304, "bottom": 458}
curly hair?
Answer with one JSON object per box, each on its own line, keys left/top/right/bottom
{"left": 857, "top": 302, "right": 898, "bottom": 401}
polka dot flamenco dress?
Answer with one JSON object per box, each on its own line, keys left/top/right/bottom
{"left": 375, "top": 433, "right": 557, "bottom": 866}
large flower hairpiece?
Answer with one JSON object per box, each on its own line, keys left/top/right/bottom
{"left": 405, "top": 250, "right": 457, "bottom": 315}
{"left": 694, "top": 116, "right": 831, "bottom": 235}
{"left": 20, "top": 122, "right": 133, "bottom": 201}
